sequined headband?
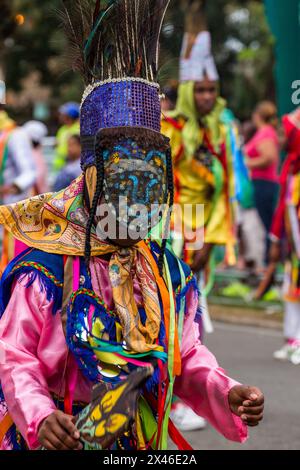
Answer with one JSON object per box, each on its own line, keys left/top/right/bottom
{"left": 81, "top": 78, "right": 161, "bottom": 133}
{"left": 80, "top": 78, "right": 163, "bottom": 168}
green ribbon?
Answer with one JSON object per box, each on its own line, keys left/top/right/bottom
{"left": 90, "top": 338, "right": 167, "bottom": 361}
{"left": 138, "top": 396, "right": 158, "bottom": 443}
{"left": 159, "top": 256, "right": 177, "bottom": 450}
{"left": 177, "top": 260, "right": 187, "bottom": 347}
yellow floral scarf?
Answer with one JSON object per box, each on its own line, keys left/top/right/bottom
{"left": 0, "top": 172, "right": 181, "bottom": 374}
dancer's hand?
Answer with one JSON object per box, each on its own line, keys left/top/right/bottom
{"left": 38, "top": 410, "right": 82, "bottom": 450}
{"left": 190, "top": 243, "right": 214, "bottom": 273}
{"left": 229, "top": 385, "right": 264, "bottom": 427}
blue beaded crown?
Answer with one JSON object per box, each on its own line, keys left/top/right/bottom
{"left": 80, "top": 78, "right": 161, "bottom": 167}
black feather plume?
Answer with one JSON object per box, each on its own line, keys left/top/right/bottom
{"left": 59, "top": 0, "right": 170, "bottom": 85}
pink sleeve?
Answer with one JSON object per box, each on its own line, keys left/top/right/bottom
{"left": 0, "top": 276, "right": 58, "bottom": 449}
{"left": 259, "top": 126, "right": 279, "bottom": 144}
{"left": 174, "top": 290, "right": 248, "bottom": 443}
{"left": 245, "top": 127, "right": 278, "bottom": 158}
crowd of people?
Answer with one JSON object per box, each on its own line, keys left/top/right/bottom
{"left": 159, "top": 34, "right": 300, "bottom": 374}
{"left": 0, "top": 0, "right": 298, "bottom": 453}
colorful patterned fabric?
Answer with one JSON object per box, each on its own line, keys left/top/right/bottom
{"left": 0, "top": 246, "right": 196, "bottom": 450}
{"left": 0, "top": 171, "right": 183, "bottom": 368}
{"left": 0, "top": 175, "right": 88, "bottom": 256}
{"left": 66, "top": 260, "right": 168, "bottom": 387}
{"left": 76, "top": 367, "right": 153, "bottom": 450}
{"left": 270, "top": 122, "right": 300, "bottom": 303}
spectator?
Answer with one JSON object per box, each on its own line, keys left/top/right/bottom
{"left": 256, "top": 108, "right": 300, "bottom": 364}
{"left": 237, "top": 120, "right": 265, "bottom": 273}
{"left": 244, "top": 101, "right": 280, "bottom": 263}
{"left": 53, "top": 102, "right": 80, "bottom": 172}
{"left": 0, "top": 90, "right": 36, "bottom": 268}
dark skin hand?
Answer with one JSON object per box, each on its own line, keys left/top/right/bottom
{"left": 38, "top": 385, "right": 264, "bottom": 450}
{"left": 190, "top": 243, "right": 214, "bottom": 273}
{"left": 229, "top": 385, "right": 264, "bottom": 427}
{"left": 38, "top": 410, "right": 83, "bottom": 450}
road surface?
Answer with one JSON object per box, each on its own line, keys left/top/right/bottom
{"left": 173, "top": 322, "right": 300, "bottom": 450}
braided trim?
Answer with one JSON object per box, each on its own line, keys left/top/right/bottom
{"left": 175, "top": 272, "right": 194, "bottom": 296}
{"left": 69, "top": 287, "right": 116, "bottom": 317}
{"left": 10, "top": 262, "right": 63, "bottom": 288}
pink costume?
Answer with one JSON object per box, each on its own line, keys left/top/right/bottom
{"left": 0, "top": 257, "right": 247, "bottom": 450}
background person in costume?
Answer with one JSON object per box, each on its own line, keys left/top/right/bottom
{"left": 0, "top": 80, "right": 36, "bottom": 270}
{"left": 0, "top": 0, "right": 263, "bottom": 451}
{"left": 23, "top": 120, "right": 49, "bottom": 195}
{"left": 161, "top": 21, "right": 246, "bottom": 431}
{"left": 53, "top": 102, "right": 80, "bottom": 173}
{"left": 255, "top": 109, "right": 300, "bottom": 364}
{"left": 161, "top": 83, "right": 178, "bottom": 113}
{"left": 161, "top": 29, "right": 243, "bottom": 273}
{"left": 0, "top": 85, "right": 36, "bottom": 206}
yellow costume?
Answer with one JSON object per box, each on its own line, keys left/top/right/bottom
{"left": 162, "top": 82, "right": 238, "bottom": 265}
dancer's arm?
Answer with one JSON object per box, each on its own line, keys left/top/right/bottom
{"left": 174, "top": 289, "right": 264, "bottom": 443}
{"left": 0, "top": 276, "right": 71, "bottom": 449}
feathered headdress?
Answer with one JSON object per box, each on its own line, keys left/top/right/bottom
{"left": 59, "top": 1, "right": 172, "bottom": 273}
{"left": 60, "top": 0, "right": 170, "bottom": 85}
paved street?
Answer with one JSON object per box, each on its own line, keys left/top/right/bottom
{"left": 176, "top": 322, "right": 300, "bottom": 450}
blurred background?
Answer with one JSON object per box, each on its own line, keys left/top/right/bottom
{"left": 1, "top": 0, "right": 300, "bottom": 123}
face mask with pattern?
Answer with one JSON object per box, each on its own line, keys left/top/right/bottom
{"left": 97, "top": 138, "right": 167, "bottom": 240}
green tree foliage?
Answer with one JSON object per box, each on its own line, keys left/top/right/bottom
{"left": 219, "top": 1, "right": 275, "bottom": 119}
{"left": 0, "top": 0, "right": 18, "bottom": 78}
{"left": 3, "top": 0, "right": 82, "bottom": 104}
{"left": 2, "top": 0, "right": 274, "bottom": 120}
{"left": 0, "top": 1, "right": 17, "bottom": 43}
{"left": 161, "top": 0, "right": 275, "bottom": 119}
